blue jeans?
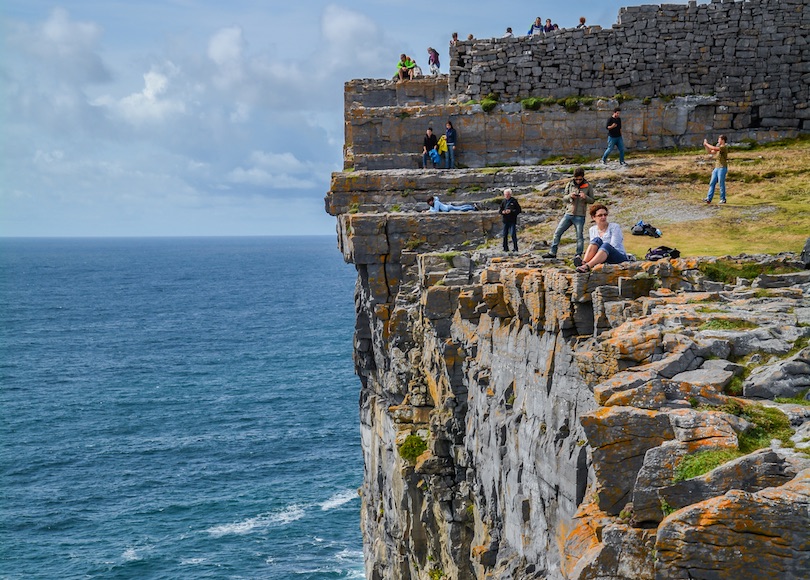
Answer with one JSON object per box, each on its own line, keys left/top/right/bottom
{"left": 590, "top": 237, "right": 627, "bottom": 264}
{"left": 443, "top": 204, "right": 475, "bottom": 212}
{"left": 445, "top": 144, "right": 455, "bottom": 169}
{"left": 706, "top": 166, "right": 727, "bottom": 202}
{"left": 503, "top": 222, "right": 518, "bottom": 251}
{"left": 602, "top": 136, "right": 625, "bottom": 163}
{"left": 423, "top": 152, "right": 438, "bottom": 168}
{"left": 550, "top": 214, "right": 586, "bottom": 255}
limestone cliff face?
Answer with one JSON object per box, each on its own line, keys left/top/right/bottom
{"left": 326, "top": 2, "right": 810, "bottom": 577}
{"left": 331, "top": 201, "right": 810, "bottom": 579}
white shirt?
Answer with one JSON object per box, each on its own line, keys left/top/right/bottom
{"left": 589, "top": 222, "right": 626, "bottom": 255}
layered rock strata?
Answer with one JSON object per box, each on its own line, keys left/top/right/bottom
{"left": 328, "top": 179, "right": 810, "bottom": 578}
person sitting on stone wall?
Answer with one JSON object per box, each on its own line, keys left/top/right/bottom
{"left": 577, "top": 16, "right": 587, "bottom": 28}
{"left": 422, "top": 127, "right": 439, "bottom": 168}
{"left": 396, "top": 53, "right": 415, "bottom": 81}
{"left": 528, "top": 17, "right": 543, "bottom": 36}
{"left": 426, "top": 196, "right": 477, "bottom": 212}
{"left": 576, "top": 204, "right": 629, "bottom": 272}
{"left": 543, "top": 19, "right": 555, "bottom": 33}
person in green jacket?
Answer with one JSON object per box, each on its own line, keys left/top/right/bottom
{"left": 396, "top": 54, "right": 415, "bottom": 81}
{"left": 543, "top": 167, "right": 595, "bottom": 260}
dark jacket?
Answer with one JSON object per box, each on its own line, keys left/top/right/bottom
{"left": 499, "top": 197, "right": 521, "bottom": 224}
{"left": 423, "top": 133, "right": 438, "bottom": 152}
{"left": 606, "top": 115, "right": 622, "bottom": 138}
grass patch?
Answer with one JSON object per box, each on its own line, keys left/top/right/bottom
{"left": 405, "top": 236, "right": 426, "bottom": 250}
{"left": 398, "top": 434, "right": 428, "bottom": 464}
{"left": 774, "top": 388, "right": 810, "bottom": 406}
{"left": 481, "top": 92, "right": 500, "bottom": 113}
{"left": 675, "top": 403, "right": 794, "bottom": 480}
{"left": 698, "top": 318, "right": 757, "bottom": 331}
{"left": 673, "top": 449, "right": 744, "bottom": 481}
{"left": 698, "top": 261, "right": 802, "bottom": 284}
{"left": 737, "top": 404, "right": 794, "bottom": 452}
{"left": 437, "top": 251, "right": 460, "bottom": 266}
{"left": 348, "top": 202, "right": 360, "bottom": 214}
{"left": 390, "top": 204, "right": 401, "bottom": 212}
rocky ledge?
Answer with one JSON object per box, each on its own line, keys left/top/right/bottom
{"left": 336, "top": 195, "right": 810, "bottom": 579}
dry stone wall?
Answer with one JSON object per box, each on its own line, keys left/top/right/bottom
{"left": 451, "top": 0, "right": 809, "bottom": 132}
{"left": 343, "top": 0, "right": 808, "bottom": 171}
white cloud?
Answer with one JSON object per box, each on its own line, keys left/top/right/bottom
{"left": 208, "top": 26, "right": 245, "bottom": 89}
{"left": 95, "top": 64, "right": 186, "bottom": 125}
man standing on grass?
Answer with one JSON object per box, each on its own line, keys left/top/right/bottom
{"left": 499, "top": 189, "right": 522, "bottom": 252}
{"left": 703, "top": 134, "right": 728, "bottom": 204}
{"left": 601, "top": 108, "right": 626, "bottom": 166}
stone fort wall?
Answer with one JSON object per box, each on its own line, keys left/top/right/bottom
{"left": 450, "top": 0, "right": 808, "bottom": 129}
{"left": 343, "top": 0, "right": 808, "bottom": 170}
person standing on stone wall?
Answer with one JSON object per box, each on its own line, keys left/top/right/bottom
{"left": 427, "top": 47, "right": 440, "bottom": 75}
{"left": 601, "top": 107, "right": 627, "bottom": 165}
{"left": 543, "top": 167, "right": 594, "bottom": 261}
{"left": 528, "top": 17, "right": 543, "bottom": 36}
{"left": 422, "top": 127, "right": 439, "bottom": 169}
{"left": 703, "top": 134, "right": 728, "bottom": 204}
{"left": 450, "top": 32, "right": 459, "bottom": 47}
{"left": 444, "top": 121, "right": 457, "bottom": 169}
{"left": 499, "top": 189, "right": 522, "bottom": 252}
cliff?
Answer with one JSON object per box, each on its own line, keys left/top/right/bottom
{"left": 326, "top": 2, "right": 810, "bottom": 578}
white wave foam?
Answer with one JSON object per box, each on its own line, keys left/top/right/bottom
{"left": 205, "top": 504, "right": 305, "bottom": 537}
{"left": 121, "top": 548, "right": 141, "bottom": 562}
{"left": 320, "top": 489, "right": 357, "bottom": 511}
{"left": 180, "top": 557, "right": 205, "bottom": 565}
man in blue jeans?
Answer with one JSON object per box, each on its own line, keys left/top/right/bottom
{"left": 703, "top": 134, "right": 728, "bottom": 204}
{"left": 543, "top": 168, "right": 594, "bottom": 260}
{"left": 601, "top": 108, "right": 626, "bottom": 165}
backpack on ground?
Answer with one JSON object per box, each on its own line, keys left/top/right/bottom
{"left": 645, "top": 246, "right": 680, "bottom": 261}
{"left": 631, "top": 220, "right": 661, "bottom": 238}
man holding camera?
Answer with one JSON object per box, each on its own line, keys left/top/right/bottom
{"left": 544, "top": 168, "right": 595, "bottom": 260}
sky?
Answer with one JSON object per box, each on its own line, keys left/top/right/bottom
{"left": 2, "top": 0, "right": 652, "bottom": 237}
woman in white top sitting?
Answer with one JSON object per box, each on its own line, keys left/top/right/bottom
{"left": 576, "top": 203, "right": 628, "bottom": 272}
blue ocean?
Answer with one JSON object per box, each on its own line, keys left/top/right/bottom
{"left": 0, "top": 237, "right": 364, "bottom": 579}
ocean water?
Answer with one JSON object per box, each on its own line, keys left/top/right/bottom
{"left": 0, "top": 237, "right": 364, "bottom": 579}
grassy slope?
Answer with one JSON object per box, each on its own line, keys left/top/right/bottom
{"left": 522, "top": 136, "right": 810, "bottom": 258}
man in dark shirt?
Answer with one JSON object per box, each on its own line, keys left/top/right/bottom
{"left": 499, "top": 188, "right": 522, "bottom": 252}
{"left": 601, "top": 108, "right": 626, "bottom": 165}
{"left": 422, "top": 127, "right": 439, "bottom": 169}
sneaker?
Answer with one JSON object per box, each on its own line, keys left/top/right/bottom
{"left": 542, "top": 252, "right": 556, "bottom": 259}
{"left": 600, "top": 159, "right": 607, "bottom": 164}
{"left": 573, "top": 256, "right": 583, "bottom": 267}
{"left": 704, "top": 199, "right": 711, "bottom": 204}
{"left": 719, "top": 200, "right": 726, "bottom": 204}
{"left": 620, "top": 161, "right": 627, "bottom": 166}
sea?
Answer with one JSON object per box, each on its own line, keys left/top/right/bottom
{"left": 0, "top": 236, "right": 365, "bottom": 579}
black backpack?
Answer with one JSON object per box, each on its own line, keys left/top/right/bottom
{"left": 631, "top": 220, "right": 661, "bottom": 238}
{"left": 645, "top": 246, "right": 680, "bottom": 261}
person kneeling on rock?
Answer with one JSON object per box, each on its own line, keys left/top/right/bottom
{"left": 427, "top": 196, "right": 477, "bottom": 212}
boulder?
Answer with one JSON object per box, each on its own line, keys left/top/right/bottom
{"left": 655, "top": 469, "right": 810, "bottom": 579}
{"left": 743, "top": 347, "right": 810, "bottom": 399}
{"left": 580, "top": 407, "right": 675, "bottom": 514}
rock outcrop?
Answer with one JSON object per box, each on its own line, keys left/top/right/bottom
{"left": 326, "top": 2, "right": 810, "bottom": 578}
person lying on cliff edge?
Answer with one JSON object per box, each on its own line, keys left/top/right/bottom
{"left": 422, "top": 127, "right": 439, "bottom": 169}
{"left": 576, "top": 204, "right": 629, "bottom": 272}
{"left": 396, "top": 54, "right": 415, "bottom": 81}
{"left": 499, "top": 189, "right": 522, "bottom": 252}
{"left": 543, "top": 167, "right": 594, "bottom": 260}
{"left": 426, "top": 196, "right": 477, "bottom": 212}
